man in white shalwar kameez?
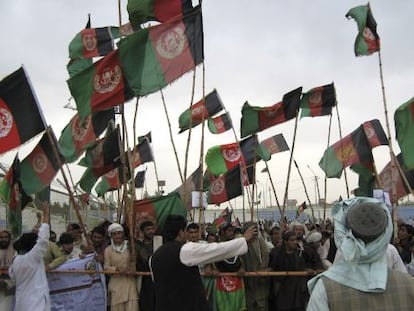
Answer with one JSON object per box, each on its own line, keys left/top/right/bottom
{"left": 9, "top": 205, "right": 50, "bottom": 311}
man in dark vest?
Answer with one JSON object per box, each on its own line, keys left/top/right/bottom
{"left": 150, "top": 214, "right": 256, "bottom": 311}
{"left": 307, "top": 197, "right": 414, "bottom": 310}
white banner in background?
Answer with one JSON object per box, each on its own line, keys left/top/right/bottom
{"left": 47, "top": 254, "right": 106, "bottom": 311}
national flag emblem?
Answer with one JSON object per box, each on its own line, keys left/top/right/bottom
{"left": 257, "top": 134, "right": 289, "bottom": 161}
{"left": 208, "top": 112, "right": 232, "bottom": 134}
{"left": 119, "top": 6, "right": 204, "bottom": 97}
{"left": 58, "top": 109, "right": 115, "bottom": 163}
{"left": 240, "top": 87, "right": 302, "bottom": 138}
{"left": 0, "top": 67, "right": 46, "bottom": 155}
{"left": 319, "top": 124, "right": 373, "bottom": 178}
{"left": 179, "top": 89, "right": 223, "bottom": 133}
{"left": 346, "top": 4, "right": 380, "bottom": 56}
{"left": 68, "top": 50, "right": 134, "bottom": 120}
{"left": 205, "top": 135, "right": 259, "bottom": 176}
{"left": 300, "top": 83, "right": 336, "bottom": 118}
{"left": 207, "top": 165, "right": 243, "bottom": 204}
{"left": 362, "top": 119, "right": 388, "bottom": 148}
{"left": 20, "top": 129, "right": 64, "bottom": 195}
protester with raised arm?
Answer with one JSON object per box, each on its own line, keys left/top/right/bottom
{"left": 9, "top": 203, "right": 50, "bottom": 311}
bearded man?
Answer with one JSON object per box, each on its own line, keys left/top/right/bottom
{"left": 0, "top": 228, "right": 15, "bottom": 311}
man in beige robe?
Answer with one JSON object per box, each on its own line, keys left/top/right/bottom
{"left": 0, "top": 228, "right": 15, "bottom": 311}
{"left": 104, "top": 223, "right": 138, "bottom": 311}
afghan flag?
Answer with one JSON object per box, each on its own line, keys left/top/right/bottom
{"left": 119, "top": 6, "right": 204, "bottom": 97}
{"left": 215, "top": 276, "right": 246, "bottom": 311}
{"left": 133, "top": 192, "right": 186, "bottom": 234}
{"left": 240, "top": 87, "right": 302, "bottom": 138}
{"left": 67, "top": 58, "right": 93, "bottom": 79}
{"left": 361, "top": 119, "right": 388, "bottom": 148}
{"left": 95, "top": 167, "right": 126, "bottom": 197}
{"left": 78, "top": 127, "right": 122, "bottom": 193}
{"left": 134, "top": 170, "right": 147, "bottom": 188}
{"left": 67, "top": 50, "right": 134, "bottom": 120}
{"left": 20, "top": 130, "right": 64, "bottom": 195}
{"left": 138, "top": 131, "right": 152, "bottom": 144}
{"left": 300, "top": 83, "right": 336, "bottom": 118}
{"left": 58, "top": 109, "right": 115, "bottom": 163}
{"left": 178, "top": 89, "right": 223, "bottom": 133}
{"left": 319, "top": 125, "right": 373, "bottom": 178}
{"left": 395, "top": 97, "right": 414, "bottom": 169}
{"left": 379, "top": 153, "right": 414, "bottom": 201}
{"left": 69, "top": 26, "right": 120, "bottom": 60}
{"left": 257, "top": 133, "right": 289, "bottom": 161}
{"left": 205, "top": 135, "right": 259, "bottom": 176}
{"left": 207, "top": 165, "right": 243, "bottom": 204}
{"left": 296, "top": 201, "right": 307, "bottom": 217}
{"left": 241, "top": 164, "right": 255, "bottom": 186}
{"left": 210, "top": 207, "right": 233, "bottom": 233}
{"left": 0, "top": 155, "right": 32, "bottom": 237}
{"left": 208, "top": 112, "right": 233, "bottom": 134}
{"left": 346, "top": 3, "right": 380, "bottom": 56}
{"left": 131, "top": 139, "right": 154, "bottom": 168}
{"left": 0, "top": 67, "right": 46, "bottom": 155}
{"left": 127, "top": 0, "right": 194, "bottom": 27}
{"left": 351, "top": 161, "right": 375, "bottom": 197}
{"left": 174, "top": 166, "right": 202, "bottom": 210}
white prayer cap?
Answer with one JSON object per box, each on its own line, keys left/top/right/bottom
{"left": 108, "top": 223, "right": 124, "bottom": 235}
{"left": 306, "top": 231, "right": 322, "bottom": 243}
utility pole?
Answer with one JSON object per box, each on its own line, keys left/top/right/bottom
{"left": 307, "top": 165, "right": 321, "bottom": 206}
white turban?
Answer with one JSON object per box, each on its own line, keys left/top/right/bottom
{"left": 108, "top": 223, "right": 124, "bottom": 235}
{"left": 306, "top": 231, "right": 322, "bottom": 243}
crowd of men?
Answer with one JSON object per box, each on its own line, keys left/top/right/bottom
{"left": 1, "top": 197, "right": 414, "bottom": 310}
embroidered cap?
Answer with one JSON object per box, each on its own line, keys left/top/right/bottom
{"left": 345, "top": 202, "right": 388, "bottom": 243}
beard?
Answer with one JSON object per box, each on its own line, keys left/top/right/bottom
{"left": 0, "top": 240, "right": 10, "bottom": 249}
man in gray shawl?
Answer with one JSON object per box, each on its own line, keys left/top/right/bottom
{"left": 307, "top": 197, "right": 414, "bottom": 310}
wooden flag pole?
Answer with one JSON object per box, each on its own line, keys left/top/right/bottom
{"left": 323, "top": 114, "right": 333, "bottom": 220}
{"left": 264, "top": 161, "right": 282, "bottom": 215}
{"left": 227, "top": 124, "right": 254, "bottom": 213}
{"left": 45, "top": 127, "right": 92, "bottom": 248}
{"left": 160, "top": 89, "right": 184, "bottom": 183}
{"left": 282, "top": 112, "right": 300, "bottom": 219}
{"left": 334, "top": 105, "right": 350, "bottom": 198}
{"left": 197, "top": 63, "right": 206, "bottom": 226}
{"left": 183, "top": 69, "right": 197, "bottom": 220}
{"left": 117, "top": 0, "right": 136, "bottom": 270}
{"left": 293, "top": 159, "right": 315, "bottom": 221}
{"left": 377, "top": 50, "right": 410, "bottom": 237}
{"left": 250, "top": 156, "right": 258, "bottom": 222}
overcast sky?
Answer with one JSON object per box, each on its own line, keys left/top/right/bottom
{"left": 1, "top": 0, "right": 414, "bottom": 208}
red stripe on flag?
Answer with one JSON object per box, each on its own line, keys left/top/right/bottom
{"left": 220, "top": 143, "right": 243, "bottom": 171}
{"left": 81, "top": 28, "right": 99, "bottom": 58}
{"left": 150, "top": 20, "right": 195, "bottom": 84}
{"left": 28, "top": 144, "right": 56, "bottom": 185}
{"left": 257, "top": 101, "right": 285, "bottom": 130}
{"left": 362, "top": 121, "right": 381, "bottom": 148}
{"left": 71, "top": 115, "right": 97, "bottom": 156}
{"left": 216, "top": 276, "right": 243, "bottom": 292}
{"left": 90, "top": 51, "right": 129, "bottom": 112}
{"left": 332, "top": 135, "right": 359, "bottom": 167}
{"left": 308, "top": 87, "right": 324, "bottom": 117}
{"left": 0, "top": 98, "right": 21, "bottom": 152}
{"left": 154, "top": 0, "right": 183, "bottom": 22}
{"left": 190, "top": 99, "right": 209, "bottom": 123}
